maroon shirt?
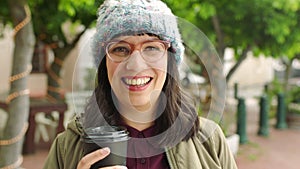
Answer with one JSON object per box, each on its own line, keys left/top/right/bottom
{"left": 124, "top": 124, "right": 170, "bottom": 169}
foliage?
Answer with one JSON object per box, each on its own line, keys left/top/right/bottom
{"left": 0, "top": 0, "right": 103, "bottom": 61}
{"left": 165, "top": 0, "right": 300, "bottom": 81}
{"left": 266, "top": 78, "right": 300, "bottom": 116}
{"left": 267, "top": 77, "right": 300, "bottom": 104}
{"left": 287, "top": 86, "right": 300, "bottom": 115}
{"left": 2, "top": 0, "right": 300, "bottom": 69}
{"left": 26, "top": 0, "right": 102, "bottom": 46}
{"left": 287, "top": 85, "right": 300, "bottom": 104}
{"left": 265, "top": 78, "right": 284, "bottom": 117}
{"left": 1, "top": 0, "right": 105, "bottom": 99}
{"left": 1, "top": 0, "right": 300, "bottom": 97}
{"left": 266, "top": 77, "right": 283, "bottom": 97}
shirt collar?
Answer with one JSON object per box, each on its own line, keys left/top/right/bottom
{"left": 119, "top": 120, "right": 157, "bottom": 138}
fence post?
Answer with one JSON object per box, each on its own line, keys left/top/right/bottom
{"left": 237, "top": 97, "right": 248, "bottom": 144}
{"left": 258, "top": 95, "right": 269, "bottom": 136}
{"left": 234, "top": 83, "right": 238, "bottom": 99}
{"left": 264, "top": 83, "right": 269, "bottom": 93}
{"left": 276, "top": 93, "right": 288, "bottom": 129}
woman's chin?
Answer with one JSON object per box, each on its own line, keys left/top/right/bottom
{"left": 129, "top": 101, "right": 152, "bottom": 112}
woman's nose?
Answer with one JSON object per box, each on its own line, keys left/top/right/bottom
{"left": 125, "top": 50, "right": 148, "bottom": 71}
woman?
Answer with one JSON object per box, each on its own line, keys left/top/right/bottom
{"left": 44, "top": 0, "right": 238, "bottom": 169}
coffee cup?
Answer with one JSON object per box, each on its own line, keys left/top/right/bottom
{"left": 82, "top": 126, "right": 129, "bottom": 169}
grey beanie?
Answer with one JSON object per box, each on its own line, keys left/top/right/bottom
{"left": 91, "top": 0, "right": 184, "bottom": 67}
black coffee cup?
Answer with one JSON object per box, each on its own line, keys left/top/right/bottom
{"left": 82, "top": 126, "right": 129, "bottom": 169}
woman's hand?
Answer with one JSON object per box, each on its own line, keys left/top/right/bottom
{"left": 77, "top": 147, "right": 128, "bottom": 169}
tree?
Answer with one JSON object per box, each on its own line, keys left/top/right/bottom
{"left": 165, "top": 0, "right": 300, "bottom": 83}
{"left": 0, "top": 0, "right": 104, "bottom": 166}
{"left": 28, "top": 0, "right": 104, "bottom": 100}
{"left": 0, "top": 0, "right": 35, "bottom": 168}
{"left": 1, "top": 0, "right": 104, "bottom": 101}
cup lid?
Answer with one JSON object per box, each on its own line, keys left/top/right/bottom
{"left": 82, "top": 126, "right": 129, "bottom": 140}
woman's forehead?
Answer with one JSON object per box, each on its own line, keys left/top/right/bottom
{"left": 112, "top": 34, "right": 160, "bottom": 43}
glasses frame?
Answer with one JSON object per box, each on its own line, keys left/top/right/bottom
{"left": 103, "top": 40, "right": 171, "bottom": 63}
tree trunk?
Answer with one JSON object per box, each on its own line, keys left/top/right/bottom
{"left": 211, "top": 14, "right": 252, "bottom": 84}
{"left": 283, "top": 57, "right": 295, "bottom": 93}
{"left": 47, "top": 29, "right": 87, "bottom": 101}
{"left": 202, "top": 41, "right": 226, "bottom": 121}
{"left": 212, "top": 15, "right": 226, "bottom": 61}
{"left": 46, "top": 49, "right": 67, "bottom": 101}
{"left": 226, "top": 45, "right": 251, "bottom": 82}
{"left": 0, "top": 0, "right": 35, "bottom": 168}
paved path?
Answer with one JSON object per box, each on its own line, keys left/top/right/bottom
{"left": 236, "top": 127, "right": 300, "bottom": 169}
{"left": 235, "top": 98, "right": 300, "bottom": 169}
{"left": 22, "top": 149, "right": 48, "bottom": 169}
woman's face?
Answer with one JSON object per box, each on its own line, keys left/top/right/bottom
{"left": 106, "top": 35, "right": 168, "bottom": 113}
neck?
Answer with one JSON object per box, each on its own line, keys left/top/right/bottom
{"left": 122, "top": 117, "right": 154, "bottom": 131}
{"left": 118, "top": 103, "right": 157, "bottom": 131}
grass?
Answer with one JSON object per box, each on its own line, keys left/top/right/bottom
{"left": 238, "top": 141, "right": 262, "bottom": 162}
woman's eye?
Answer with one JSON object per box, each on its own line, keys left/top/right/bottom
{"left": 144, "top": 46, "right": 160, "bottom": 51}
{"left": 111, "top": 47, "right": 130, "bottom": 56}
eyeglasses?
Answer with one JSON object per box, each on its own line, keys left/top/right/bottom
{"left": 104, "top": 40, "right": 170, "bottom": 63}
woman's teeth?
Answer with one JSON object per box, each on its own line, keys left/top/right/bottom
{"left": 124, "top": 77, "right": 151, "bottom": 86}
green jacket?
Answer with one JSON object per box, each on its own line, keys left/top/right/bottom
{"left": 43, "top": 117, "right": 238, "bottom": 169}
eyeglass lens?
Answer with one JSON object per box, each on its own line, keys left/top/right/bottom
{"left": 106, "top": 41, "right": 167, "bottom": 62}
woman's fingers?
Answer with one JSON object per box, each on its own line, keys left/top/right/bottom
{"left": 77, "top": 147, "right": 111, "bottom": 169}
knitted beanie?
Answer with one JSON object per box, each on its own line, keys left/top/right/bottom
{"left": 91, "top": 0, "right": 184, "bottom": 67}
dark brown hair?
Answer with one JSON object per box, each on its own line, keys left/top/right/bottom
{"left": 83, "top": 52, "right": 199, "bottom": 147}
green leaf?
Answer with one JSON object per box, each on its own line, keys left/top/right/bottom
{"left": 198, "top": 2, "right": 216, "bottom": 20}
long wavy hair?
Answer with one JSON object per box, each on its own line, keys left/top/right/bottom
{"left": 82, "top": 51, "right": 200, "bottom": 147}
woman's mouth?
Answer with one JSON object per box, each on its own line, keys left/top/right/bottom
{"left": 122, "top": 76, "right": 152, "bottom": 91}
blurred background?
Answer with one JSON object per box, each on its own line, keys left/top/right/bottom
{"left": 0, "top": 0, "right": 300, "bottom": 168}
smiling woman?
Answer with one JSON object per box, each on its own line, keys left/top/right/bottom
{"left": 106, "top": 35, "right": 169, "bottom": 116}
{"left": 43, "top": 0, "right": 238, "bottom": 169}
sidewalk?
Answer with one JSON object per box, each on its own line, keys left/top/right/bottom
{"left": 22, "top": 148, "right": 48, "bottom": 169}
{"left": 235, "top": 98, "right": 300, "bottom": 169}
{"left": 236, "top": 127, "right": 300, "bottom": 169}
